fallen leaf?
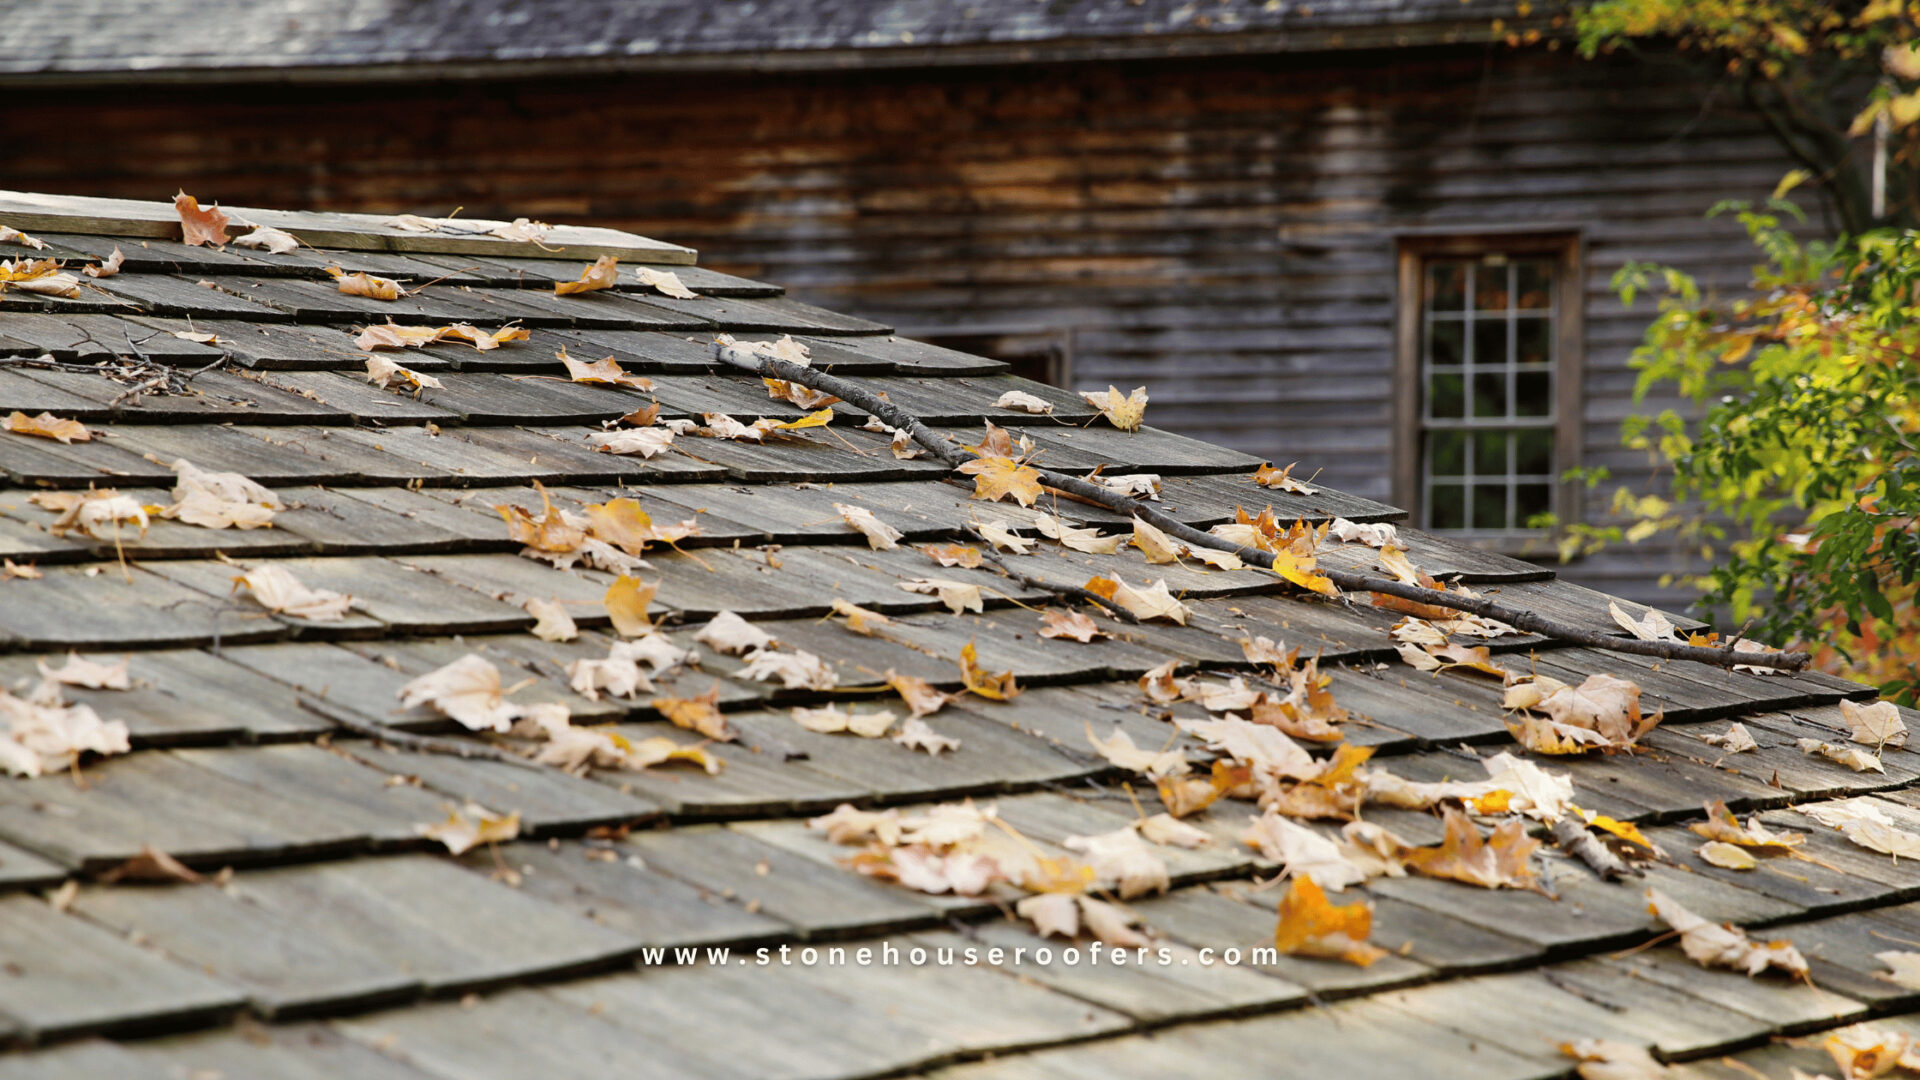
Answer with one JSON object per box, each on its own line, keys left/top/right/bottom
{"left": 1039, "top": 610, "right": 1104, "bottom": 642}
{"left": 1609, "top": 600, "right": 1682, "bottom": 643}
{"left": 234, "top": 564, "right": 354, "bottom": 621}
{"left": 1646, "top": 887, "right": 1808, "bottom": 977}
{"left": 586, "top": 427, "right": 676, "bottom": 458}
{"left": 525, "top": 598, "right": 578, "bottom": 642}
{"left": 416, "top": 803, "right": 521, "bottom": 856}
{"left": 82, "top": 246, "right": 125, "bottom": 277}
{"left": 604, "top": 576, "right": 658, "bottom": 637}
{"left": 325, "top": 266, "right": 404, "bottom": 300}
{"left": 0, "top": 683, "right": 132, "bottom": 777}
{"left": 96, "top": 845, "right": 204, "bottom": 885}
{"left": 0, "top": 225, "right": 46, "bottom": 249}
{"left": 174, "top": 190, "right": 230, "bottom": 247}
{"left": 836, "top": 502, "right": 903, "bottom": 549}
{"left": 2, "top": 558, "right": 41, "bottom": 580}
{"left": 921, "top": 543, "right": 984, "bottom": 569}
{"left": 1697, "top": 841, "right": 1758, "bottom": 870}
{"left": 975, "top": 520, "right": 1035, "bottom": 554}
{"left": 30, "top": 489, "right": 149, "bottom": 539}
{"left": 166, "top": 459, "right": 284, "bottom": 530}
{"left": 887, "top": 670, "right": 949, "bottom": 718}
{"left": 1327, "top": 518, "right": 1398, "bottom": 548}
{"left": 555, "top": 255, "right": 621, "bottom": 296}
{"left": 1878, "top": 951, "right": 1920, "bottom": 990}
{"left": 36, "top": 653, "right": 131, "bottom": 691}
{"left": 441, "top": 324, "right": 530, "bottom": 352}
{"left": 232, "top": 225, "right": 300, "bottom": 254}
{"left": 1253, "top": 461, "right": 1319, "bottom": 494}
{"left": 956, "top": 456, "right": 1043, "bottom": 507}
{"left": 1063, "top": 828, "right": 1170, "bottom": 898}
{"left": 364, "top": 356, "right": 443, "bottom": 391}
{"left": 994, "top": 390, "right": 1054, "bottom": 414}
{"left": 355, "top": 322, "right": 447, "bottom": 351}
{"left": 3, "top": 411, "right": 90, "bottom": 444}
{"left": 1800, "top": 738, "right": 1885, "bottom": 772}
{"left": 738, "top": 647, "right": 839, "bottom": 691}
{"left": 695, "top": 611, "right": 775, "bottom": 656}
{"left": 1084, "top": 576, "right": 1191, "bottom": 624}
{"left": 1560, "top": 1039, "right": 1671, "bottom": 1080}
{"left": 1240, "top": 811, "right": 1372, "bottom": 891}
{"left": 1731, "top": 638, "right": 1792, "bottom": 675}
{"left": 397, "top": 654, "right": 521, "bottom": 732}
{"left": 1699, "top": 723, "right": 1759, "bottom": 754}
{"left": 893, "top": 716, "right": 961, "bottom": 755}
{"left": 1087, "top": 725, "right": 1188, "bottom": 778}
{"left": 1129, "top": 515, "right": 1184, "bottom": 564}
{"left": 1035, "top": 513, "right": 1123, "bottom": 554}
{"left": 1175, "top": 716, "right": 1317, "bottom": 780}
{"left": 1690, "top": 799, "right": 1806, "bottom": 853}
{"left": 1079, "top": 385, "right": 1148, "bottom": 431}
{"left": 791, "top": 705, "right": 897, "bottom": 738}
{"left": 898, "top": 577, "right": 984, "bottom": 614}
{"left": 1273, "top": 875, "right": 1386, "bottom": 966}
{"left": 958, "top": 640, "right": 1019, "bottom": 700}
{"left": 770, "top": 408, "right": 834, "bottom": 431}
{"left": 559, "top": 348, "right": 654, "bottom": 391}
{"left": 1402, "top": 807, "right": 1539, "bottom": 889}
{"left": 1817, "top": 1024, "right": 1920, "bottom": 1080}
{"left": 832, "top": 598, "right": 894, "bottom": 635}
{"left": 1137, "top": 814, "right": 1213, "bottom": 849}
{"left": 1841, "top": 699, "right": 1908, "bottom": 750}
{"left": 651, "top": 685, "right": 733, "bottom": 741}
{"left": 634, "top": 266, "right": 697, "bottom": 299}
{"left": 763, "top": 376, "right": 841, "bottom": 410}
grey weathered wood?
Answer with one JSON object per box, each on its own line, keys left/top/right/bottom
{"left": 120, "top": 1022, "right": 441, "bottom": 1080}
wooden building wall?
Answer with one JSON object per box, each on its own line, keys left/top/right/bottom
{"left": 3, "top": 46, "right": 1801, "bottom": 609}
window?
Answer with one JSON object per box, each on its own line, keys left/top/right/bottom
{"left": 1393, "top": 236, "right": 1582, "bottom": 541}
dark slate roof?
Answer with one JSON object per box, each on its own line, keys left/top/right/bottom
{"left": 0, "top": 0, "right": 1548, "bottom": 84}
{"left": 0, "top": 190, "right": 1912, "bottom": 1079}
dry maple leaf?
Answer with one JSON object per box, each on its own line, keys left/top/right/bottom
{"left": 1800, "top": 738, "right": 1885, "bottom": 772}
{"left": 1034, "top": 513, "right": 1123, "bottom": 554}
{"left": 1696, "top": 841, "right": 1758, "bottom": 870}
{"left": 558, "top": 348, "right": 654, "bottom": 391}
{"left": 1609, "top": 600, "right": 1682, "bottom": 643}
{"left": 893, "top": 717, "right": 962, "bottom": 755}
{"left": 416, "top": 803, "right": 521, "bottom": 856}
{"left": 233, "top": 564, "right": 355, "bottom": 622}
{"left": 958, "top": 640, "right": 1019, "bottom": 700}
{"left": 1240, "top": 811, "right": 1376, "bottom": 891}
{"left": 1402, "top": 807, "right": 1540, "bottom": 890}
{"left": 995, "top": 390, "right": 1054, "bottom": 414}
{"left": 3, "top": 411, "right": 90, "bottom": 444}
{"left": 764, "top": 376, "right": 841, "bottom": 410}
{"left": 555, "top": 255, "right": 621, "bottom": 296}
{"left": 355, "top": 322, "right": 446, "bottom": 351}
{"left": 397, "top": 654, "right": 523, "bottom": 733}
{"left": 1327, "top": 518, "right": 1398, "bottom": 548}
{"left": 652, "top": 685, "right": 733, "bottom": 741}
{"left": 37, "top": 653, "right": 131, "bottom": 691}
{"left": 83, "top": 246, "right": 124, "bottom": 278}
{"left": 1087, "top": 725, "right": 1189, "bottom": 778}
{"left": 174, "top": 191, "right": 230, "bottom": 247}
{"left": 441, "top": 324, "right": 530, "bottom": 352}
{"left": 522, "top": 597, "right": 578, "bottom": 642}
{"left": 326, "top": 266, "right": 405, "bottom": 300}
{"left": 96, "top": 845, "right": 205, "bottom": 886}
{"left": 1084, "top": 576, "right": 1191, "bottom": 624}
{"left": 1816, "top": 1024, "right": 1920, "bottom": 1080}
{"left": 922, "top": 543, "right": 984, "bottom": 569}
{"left": 364, "top": 356, "right": 443, "bottom": 391}
{"left": 1273, "top": 875, "right": 1387, "bottom": 967}
{"left": 1841, "top": 699, "right": 1908, "bottom": 749}
{"left": 604, "top": 575, "right": 658, "bottom": 637}
{"left": 634, "top": 266, "right": 698, "bottom": 299}
{"left": 835, "top": 502, "right": 903, "bottom": 550}
{"left": 0, "top": 679, "right": 132, "bottom": 778}
{"left": 1137, "top": 813, "right": 1212, "bottom": 849}
{"left": 2, "top": 558, "right": 41, "bottom": 580}
{"left": 1689, "top": 799, "right": 1806, "bottom": 854}
{"left": 1079, "top": 385, "right": 1148, "bottom": 431}
{"left": 956, "top": 455, "right": 1044, "bottom": 507}
{"left": 564, "top": 636, "right": 689, "bottom": 701}
{"left": 738, "top": 647, "right": 839, "bottom": 691}
{"left": 233, "top": 225, "right": 300, "bottom": 254}
{"left": 1559, "top": 1040, "right": 1670, "bottom": 1080}
{"left": 0, "top": 225, "right": 45, "bottom": 250}
{"left": 1508, "top": 672, "right": 1662, "bottom": 755}
{"left": 585, "top": 496, "right": 697, "bottom": 555}
{"left": 586, "top": 427, "right": 676, "bottom": 458}
{"left": 167, "top": 459, "right": 284, "bottom": 530}
{"left": 1063, "top": 828, "right": 1170, "bottom": 898}
{"left": 792, "top": 704, "right": 897, "bottom": 738}
{"left": 1175, "top": 716, "right": 1318, "bottom": 780}
{"left": 1699, "top": 722, "right": 1758, "bottom": 753}
{"left": 898, "top": 577, "right": 984, "bottom": 614}
{"left": 694, "top": 611, "right": 774, "bottom": 656}
{"left": 0, "top": 256, "right": 81, "bottom": 297}
{"left": 1039, "top": 610, "right": 1104, "bottom": 642}
{"left": 886, "top": 670, "right": 949, "bottom": 718}
{"left": 1645, "top": 887, "right": 1808, "bottom": 977}
{"left": 1129, "top": 515, "right": 1183, "bottom": 565}
{"left": 1252, "top": 461, "right": 1319, "bottom": 495}
{"left": 831, "top": 598, "right": 894, "bottom": 636}
{"left": 30, "top": 489, "right": 149, "bottom": 540}
{"left": 1095, "top": 473, "right": 1162, "bottom": 501}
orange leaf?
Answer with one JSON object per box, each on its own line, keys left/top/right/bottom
{"left": 3, "top": 411, "right": 90, "bottom": 444}
{"left": 1253, "top": 461, "right": 1318, "bottom": 495}
{"left": 1273, "top": 875, "right": 1386, "bottom": 966}
{"left": 555, "top": 255, "right": 621, "bottom": 296}
{"left": 325, "top": 267, "right": 404, "bottom": 300}
{"left": 558, "top": 348, "right": 654, "bottom": 391}
{"left": 174, "top": 191, "right": 230, "bottom": 247}
{"left": 1402, "top": 807, "right": 1539, "bottom": 890}
{"left": 650, "top": 685, "right": 733, "bottom": 742}
{"left": 495, "top": 483, "right": 586, "bottom": 554}
{"left": 922, "top": 544, "right": 984, "bottom": 569}
{"left": 958, "top": 640, "right": 1020, "bottom": 701}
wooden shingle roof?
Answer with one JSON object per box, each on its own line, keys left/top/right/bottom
{"left": 0, "top": 190, "right": 1914, "bottom": 1080}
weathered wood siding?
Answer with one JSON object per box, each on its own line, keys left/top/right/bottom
{"left": 3, "top": 46, "right": 1799, "bottom": 608}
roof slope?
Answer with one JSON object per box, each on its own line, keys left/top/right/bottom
{"left": 0, "top": 191, "right": 1913, "bottom": 1079}
{"left": 0, "top": 0, "right": 1543, "bottom": 83}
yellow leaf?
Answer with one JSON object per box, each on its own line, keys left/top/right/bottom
{"left": 955, "top": 455, "right": 1043, "bottom": 507}
{"left": 1129, "top": 516, "right": 1183, "bottom": 564}
{"left": 325, "top": 266, "right": 404, "bottom": 300}
{"left": 958, "top": 640, "right": 1020, "bottom": 701}
{"left": 1273, "top": 875, "right": 1387, "bottom": 967}
{"left": 604, "top": 575, "right": 658, "bottom": 637}
{"left": 1079, "top": 385, "right": 1148, "bottom": 431}
{"left": 650, "top": 684, "right": 733, "bottom": 741}
{"left": 1402, "top": 807, "right": 1539, "bottom": 890}
{"left": 3, "top": 411, "right": 90, "bottom": 444}
{"left": 555, "top": 255, "right": 621, "bottom": 296}
{"left": 772, "top": 408, "right": 835, "bottom": 430}
{"left": 1697, "top": 841, "right": 1758, "bottom": 870}
{"left": 1270, "top": 549, "right": 1339, "bottom": 596}
{"left": 415, "top": 804, "right": 521, "bottom": 856}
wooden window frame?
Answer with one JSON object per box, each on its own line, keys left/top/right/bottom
{"left": 1392, "top": 231, "right": 1585, "bottom": 551}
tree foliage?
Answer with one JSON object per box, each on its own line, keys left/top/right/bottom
{"left": 1576, "top": 4, "right": 1920, "bottom": 702}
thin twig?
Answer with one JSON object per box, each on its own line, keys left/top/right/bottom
{"left": 976, "top": 549, "right": 1140, "bottom": 624}
{"left": 710, "top": 342, "right": 1811, "bottom": 672}
{"left": 297, "top": 698, "right": 545, "bottom": 769}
